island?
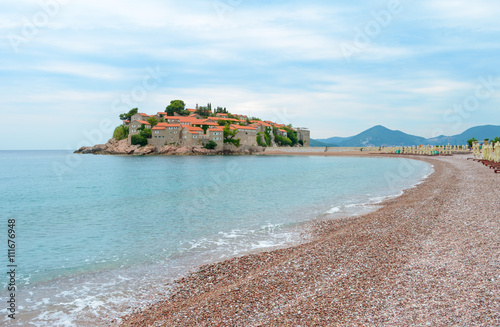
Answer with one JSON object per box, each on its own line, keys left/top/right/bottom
{"left": 75, "top": 100, "right": 311, "bottom": 155}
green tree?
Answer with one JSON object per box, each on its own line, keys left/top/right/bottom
{"left": 196, "top": 106, "right": 212, "bottom": 117}
{"left": 204, "top": 140, "right": 218, "bottom": 149}
{"left": 131, "top": 134, "right": 147, "bottom": 146}
{"left": 467, "top": 137, "right": 478, "bottom": 148}
{"left": 264, "top": 131, "right": 271, "bottom": 146}
{"left": 119, "top": 108, "right": 138, "bottom": 121}
{"left": 284, "top": 126, "right": 298, "bottom": 146}
{"left": 492, "top": 136, "right": 500, "bottom": 143}
{"left": 113, "top": 125, "right": 129, "bottom": 140}
{"left": 140, "top": 128, "right": 152, "bottom": 139}
{"left": 256, "top": 133, "right": 267, "bottom": 147}
{"left": 218, "top": 120, "right": 226, "bottom": 126}
{"left": 147, "top": 117, "right": 158, "bottom": 128}
{"left": 165, "top": 100, "right": 187, "bottom": 116}
{"left": 223, "top": 123, "right": 240, "bottom": 147}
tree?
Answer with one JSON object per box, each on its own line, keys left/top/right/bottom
{"left": 147, "top": 117, "right": 158, "bottom": 128}
{"left": 196, "top": 106, "right": 212, "bottom": 117}
{"left": 113, "top": 125, "right": 129, "bottom": 140}
{"left": 131, "top": 134, "right": 147, "bottom": 146}
{"left": 492, "top": 136, "right": 500, "bottom": 143}
{"left": 223, "top": 123, "right": 240, "bottom": 147}
{"left": 217, "top": 120, "right": 226, "bottom": 126}
{"left": 467, "top": 137, "right": 478, "bottom": 148}
{"left": 256, "top": 133, "right": 267, "bottom": 147}
{"left": 119, "top": 108, "right": 138, "bottom": 121}
{"left": 284, "top": 126, "right": 298, "bottom": 146}
{"left": 275, "top": 134, "right": 292, "bottom": 146}
{"left": 165, "top": 100, "right": 188, "bottom": 116}
{"left": 204, "top": 140, "right": 217, "bottom": 149}
{"left": 140, "top": 128, "right": 152, "bottom": 139}
{"left": 264, "top": 131, "right": 271, "bottom": 146}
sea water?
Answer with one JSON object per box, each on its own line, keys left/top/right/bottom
{"left": 0, "top": 150, "right": 433, "bottom": 326}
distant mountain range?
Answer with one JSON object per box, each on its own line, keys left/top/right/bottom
{"left": 313, "top": 125, "right": 500, "bottom": 147}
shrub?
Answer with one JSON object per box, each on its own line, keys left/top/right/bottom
{"left": 113, "top": 125, "right": 129, "bottom": 140}
{"left": 467, "top": 138, "right": 477, "bottom": 148}
{"left": 140, "top": 128, "right": 152, "bottom": 139}
{"left": 131, "top": 134, "right": 147, "bottom": 146}
{"left": 275, "top": 134, "right": 292, "bottom": 146}
{"left": 204, "top": 140, "right": 217, "bottom": 149}
{"left": 256, "top": 133, "right": 267, "bottom": 147}
{"left": 264, "top": 132, "right": 271, "bottom": 146}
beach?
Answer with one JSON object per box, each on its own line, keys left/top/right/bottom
{"left": 117, "top": 154, "right": 499, "bottom": 326}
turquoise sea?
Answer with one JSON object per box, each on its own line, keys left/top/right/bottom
{"left": 0, "top": 150, "right": 433, "bottom": 326}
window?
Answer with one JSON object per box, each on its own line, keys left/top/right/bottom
{"left": 155, "top": 131, "right": 159, "bottom": 134}
{"left": 193, "top": 136, "right": 198, "bottom": 139}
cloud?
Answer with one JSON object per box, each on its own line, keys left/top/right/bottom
{"left": 1, "top": 0, "right": 500, "bottom": 149}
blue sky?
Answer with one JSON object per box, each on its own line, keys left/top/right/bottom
{"left": 1, "top": 0, "right": 500, "bottom": 149}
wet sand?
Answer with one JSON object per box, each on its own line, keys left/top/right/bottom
{"left": 117, "top": 155, "right": 499, "bottom": 326}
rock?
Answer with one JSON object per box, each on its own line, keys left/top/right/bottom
{"left": 174, "top": 147, "right": 191, "bottom": 155}
{"left": 75, "top": 146, "right": 95, "bottom": 154}
{"left": 94, "top": 144, "right": 107, "bottom": 151}
{"left": 104, "top": 139, "right": 139, "bottom": 155}
{"left": 158, "top": 145, "right": 177, "bottom": 154}
{"left": 134, "top": 144, "right": 156, "bottom": 155}
{"left": 74, "top": 138, "right": 265, "bottom": 156}
{"left": 192, "top": 147, "right": 213, "bottom": 155}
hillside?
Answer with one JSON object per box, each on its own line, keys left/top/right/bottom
{"left": 312, "top": 125, "right": 500, "bottom": 147}
{"left": 428, "top": 125, "right": 500, "bottom": 145}
{"left": 310, "top": 139, "right": 333, "bottom": 147}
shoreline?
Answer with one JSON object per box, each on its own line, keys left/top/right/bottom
{"left": 116, "top": 154, "right": 499, "bottom": 326}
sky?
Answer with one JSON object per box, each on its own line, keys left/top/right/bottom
{"left": 1, "top": 0, "right": 500, "bottom": 149}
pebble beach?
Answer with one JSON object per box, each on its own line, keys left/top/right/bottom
{"left": 116, "top": 154, "right": 499, "bottom": 326}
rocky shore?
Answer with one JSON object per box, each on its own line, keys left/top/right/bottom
{"left": 114, "top": 155, "right": 499, "bottom": 326}
{"left": 74, "top": 138, "right": 265, "bottom": 156}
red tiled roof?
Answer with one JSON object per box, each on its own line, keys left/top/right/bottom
{"left": 185, "top": 126, "right": 204, "bottom": 132}
{"left": 231, "top": 124, "right": 256, "bottom": 131}
{"left": 213, "top": 117, "right": 239, "bottom": 122}
{"left": 136, "top": 120, "right": 150, "bottom": 125}
{"left": 278, "top": 129, "right": 287, "bottom": 133}
{"left": 202, "top": 121, "right": 219, "bottom": 126}
{"left": 254, "top": 121, "right": 272, "bottom": 127}
{"left": 187, "top": 109, "right": 196, "bottom": 112}
{"left": 153, "top": 123, "right": 181, "bottom": 130}
{"left": 138, "top": 113, "right": 150, "bottom": 117}
{"left": 209, "top": 126, "right": 225, "bottom": 132}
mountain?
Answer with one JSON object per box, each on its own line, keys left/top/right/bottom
{"left": 339, "top": 125, "right": 428, "bottom": 147}
{"left": 428, "top": 125, "right": 500, "bottom": 145}
{"left": 310, "top": 139, "right": 332, "bottom": 147}
{"left": 311, "top": 125, "right": 500, "bottom": 147}
{"left": 316, "top": 136, "right": 352, "bottom": 145}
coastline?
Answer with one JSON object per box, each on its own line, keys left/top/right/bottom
{"left": 114, "top": 154, "right": 499, "bottom": 326}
